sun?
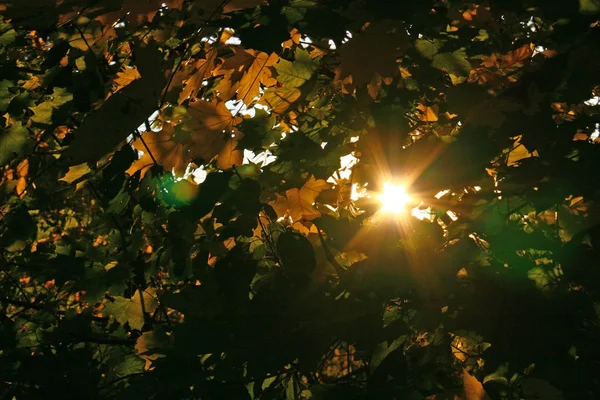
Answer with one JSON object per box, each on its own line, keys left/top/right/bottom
{"left": 378, "top": 182, "right": 411, "bottom": 213}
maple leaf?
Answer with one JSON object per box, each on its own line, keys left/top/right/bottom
{"left": 274, "top": 48, "right": 319, "bottom": 89}
{"left": 104, "top": 289, "right": 159, "bottom": 331}
{"left": 416, "top": 104, "right": 439, "bottom": 122}
{"left": 258, "top": 87, "right": 301, "bottom": 114}
{"left": 178, "top": 47, "right": 217, "bottom": 104}
{"left": 125, "top": 99, "right": 243, "bottom": 176}
{"left": 217, "top": 136, "right": 244, "bottom": 170}
{"left": 337, "top": 21, "right": 408, "bottom": 88}
{"left": 113, "top": 66, "right": 142, "bottom": 92}
{"left": 270, "top": 176, "right": 330, "bottom": 222}
{"left": 237, "top": 51, "right": 279, "bottom": 104}
{"left": 0, "top": 122, "right": 31, "bottom": 166}
{"left": 128, "top": 124, "right": 218, "bottom": 177}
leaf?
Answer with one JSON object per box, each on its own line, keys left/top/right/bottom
{"left": 0, "top": 122, "right": 31, "bottom": 165}
{"left": 337, "top": 20, "right": 408, "bottom": 87}
{"left": 274, "top": 48, "right": 319, "bottom": 88}
{"left": 29, "top": 87, "right": 73, "bottom": 125}
{"left": 284, "top": 176, "right": 330, "bottom": 222}
{"left": 463, "top": 369, "right": 492, "bottom": 400}
{"left": 417, "top": 104, "right": 439, "bottom": 122}
{"left": 507, "top": 135, "right": 538, "bottom": 166}
{"left": 415, "top": 38, "right": 443, "bottom": 59}
{"left": 217, "top": 137, "right": 244, "bottom": 170}
{"left": 178, "top": 47, "right": 217, "bottom": 104}
{"left": 104, "top": 289, "right": 159, "bottom": 330}
{"left": 113, "top": 66, "right": 142, "bottom": 92}
{"left": 59, "top": 163, "right": 92, "bottom": 184}
{"left": 258, "top": 87, "right": 301, "bottom": 114}
{"left": 237, "top": 51, "right": 279, "bottom": 104}
{"left": 432, "top": 50, "right": 472, "bottom": 77}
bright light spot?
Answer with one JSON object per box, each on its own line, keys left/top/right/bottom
{"left": 300, "top": 35, "right": 312, "bottom": 48}
{"left": 136, "top": 110, "right": 160, "bottom": 133}
{"left": 591, "top": 123, "right": 600, "bottom": 141}
{"left": 328, "top": 39, "right": 337, "bottom": 50}
{"left": 411, "top": 206, "right": 435, "bottom": 221}
{"left": 447, "top": 210, "right": 458, "bottom": 221}
{"left": 435, "top": 189, "right": 450, "bottom": 199}
{"left": 379, "top": 183, "right": 411, "bottom": 213}
{"left": 224, "top": 36, "right": 242, "bottom": 45}
{"left": 585, "top": 96, "right": 600, "bottom": 106}
{"left": 243, "top": 149, "right": 277, "bottom": 167}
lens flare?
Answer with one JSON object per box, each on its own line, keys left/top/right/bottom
{"left": 378, "top": 182, "right": 411, "bottom": 213}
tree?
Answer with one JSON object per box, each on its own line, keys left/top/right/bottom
{"left": 1, "top": 0, "right": 600, "bottom": 398}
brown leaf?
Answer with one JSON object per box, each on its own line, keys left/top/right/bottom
{"left": 217, "top": 136, "right": 244, "bottom": 170}
{"left": 178, "top": 47, "right": 218, "bottom": 104}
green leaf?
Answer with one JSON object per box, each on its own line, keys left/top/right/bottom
{"left": 0, "top": 80, "right": 16, "bottom": 112}
{"left": 29, "top": 87, "right": 73, "bottom": 125}
{"left": 432, "top": 50, "right": 472, "bottom": 77}
{"left": 104, "top": 289, "right": 159, "bottom": 330}
{"left": 0, "top": 21, "right": 16, "bottom": 47}
{"left": 415, "top": 38, "right": 443, "bottom": 59}
{"left": 0, "top": 121, "right": 31, "bottom": 165}
{"left": 275, "top": 48, "right": 319, "bottom": 89}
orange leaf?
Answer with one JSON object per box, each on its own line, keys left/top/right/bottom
{"left": 286, "top": 176, "right": 330, "bottom": 222}
{"left": 417, "top": 104, "right": 439, "bottom": 122}
{"left": 178, "top": 47, "right": 218, "bottom": 104}
{"left": 217, "top": 136, "right": 244, "bottom": 170}
{"left": 463, "top": 369, "right": 491, "bottom": 400}
{"left": 237, "top": 51, "right": 278, "bottom": 104}
{"left": 113, "top": 66, "right": 141, "bottom": 92}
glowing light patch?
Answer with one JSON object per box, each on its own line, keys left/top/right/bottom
{"left": 379, "top": 183, "right": 411, "bottom": 213}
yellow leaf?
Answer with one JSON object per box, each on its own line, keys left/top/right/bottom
{"left": 463, "top": 369, "right": 492, "bottom": 400}
{"left": 417, "top": 103, "right": 439, "bottom": 122}
{"left": 286, "top": 176, "right": 330, "bottom": 222}
{"left": 59, "top": 162, "right": 92, "bottom": 184}
{"left": 238, "top": 51, "right": 278, "bottom": 104}
{"left": 507, "top": 135, "right": 538, "bottom": 166}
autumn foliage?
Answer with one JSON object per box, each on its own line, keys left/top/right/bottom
{"left": 2, "top": 1, "right": 600, "bottom": 399}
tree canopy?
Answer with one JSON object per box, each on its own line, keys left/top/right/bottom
{"left": 1, "top": 0, "right": 600, "bottom": 399}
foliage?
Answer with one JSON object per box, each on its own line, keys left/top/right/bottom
{"left": 1, "top": 1, "right": 600, "bottom": 399}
